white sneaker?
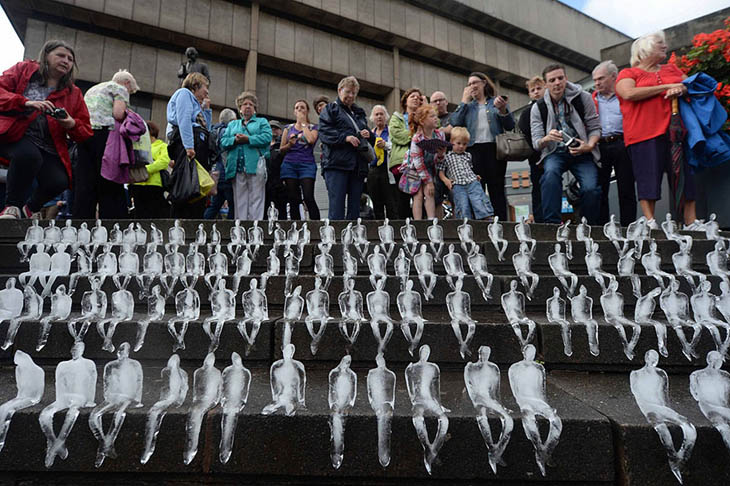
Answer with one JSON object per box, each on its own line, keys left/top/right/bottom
{"left": 647, "top": 218, "right": 659, "bottom": 230}
{"left": 0, "top": 206, "right": 21, "bottom": 220}
{"left": 683, "top": 221, "right": 704, "bottom": 231}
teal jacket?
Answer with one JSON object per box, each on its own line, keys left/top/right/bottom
{"left": 221, "top": 115, "right": 272, "bottom": 179}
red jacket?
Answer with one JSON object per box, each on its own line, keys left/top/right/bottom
{"left": 0, "top": 60, "right": 92, "bottom": 183}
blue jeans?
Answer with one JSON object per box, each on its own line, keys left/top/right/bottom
{"left": 323, "top": 168, "right": 363, "bottom": 220}
{"left": 540, "top": 152, "right": 601, "bottom": 224}
{"left": 452, "top": 180, "right": 494, "bottom": 219}
{"left": 204, "top": 183, "right": 235, "bottom": 219}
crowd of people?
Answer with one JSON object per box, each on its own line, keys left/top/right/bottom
{"left": 0, "top": 31, "right": 704, "bottom": 228}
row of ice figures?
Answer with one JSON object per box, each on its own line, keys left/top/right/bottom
{"left": 0, "top": 340, "right": 563, "bottom": 477}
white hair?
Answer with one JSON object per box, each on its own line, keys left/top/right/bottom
{"left": 111, "top": 69, "right": 139, "bottom": 94}
{"left": 369, "top": 104, "right": 390, "bottom": 123}
{"left": 630, "top": 31, "right": 666, "bottom": 67}
{"left": 592, "top": 60, "right": 618, "bottom": 77}
{"left": 219, "top": 108, "right": 237, "bottom": 124}
{"left": 337, "top": 76, "right": 360, "bottom": 92}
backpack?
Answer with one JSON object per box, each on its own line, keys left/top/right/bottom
{"left": 536, "top": 95, "right": 585, "bottom": 131}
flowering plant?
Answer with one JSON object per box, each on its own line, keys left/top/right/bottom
{"left": 670, "top": 17, "right": 730, "bottom": 124}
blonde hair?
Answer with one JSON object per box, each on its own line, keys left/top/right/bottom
{"left": 450, "top": 126, "right": 470, "bottom": 143}
{"left": 112, "top": 69, "right": 139, "bottom": 94}
{"left": 409, "top": 104, "right": 436, "bottom": 136}
{"left": 525, "top": 76, "right": 545, "bottom": 90}
{"left": 337, "top": 76, "right": 360, "bottom": 92}
{"left": 630, "top": 31, "right": 666, "bottom": 67}
{"left": 182, "top": 72, "right": 209, "bottom": 92}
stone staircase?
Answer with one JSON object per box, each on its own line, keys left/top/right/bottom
{"left": 0, "top": 218, "right": 726, "bottom": 486}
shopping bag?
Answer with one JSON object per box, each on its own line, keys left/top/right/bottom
{"left": 168, "top": 154, "right": 199, "bottom": 203}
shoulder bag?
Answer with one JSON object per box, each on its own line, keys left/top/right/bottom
{"left": 495, "top": 128, "right": 534, "bottom": 161}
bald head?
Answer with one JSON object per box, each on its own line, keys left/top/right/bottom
{"left": 430, "top": 91, "right": 448, "bottom": 115}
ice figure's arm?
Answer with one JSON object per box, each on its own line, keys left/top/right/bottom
{"left": 85, "top": 363, "right": 98, "bottom": 406}
{"left": 689, "top": 373, "right": 701, "bottom": 402}
{"left": 296, "top": 363, "right": 306, "bottom": 405}
{"left": 134, "top": 362, "right": 144, "bottom": 405}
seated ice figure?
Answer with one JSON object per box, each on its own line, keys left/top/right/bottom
{"left": 571, "top": 285, "right": 600, "bottom": 356}
{"left": 218, "top": 352, "right": 251, "bottom": 464}
{"left": 96, "top": 287, "right": 135, "bottom": 353}
{"left": 547, "top": 287, "right": 573, "bottom": 357}
{"left": 501, "top": 280, "right": 537, "bottom": 350}
{"left": 515, "top": 217, "right": 536, "bottom": 259}
{"left": 600, "top": 279, "right": 641, "bottom": 360}
{"left": 690, "top": 351, "right": 730, "bottom": 455}
{"left": 338, "top": 279, "right": 364, "bottom": 349}
{"left": 203, "top": 279, "right": 236, "bottom": 353}
{"left": 367, "top": 245, "right": 388, "bottom": 290}
{"left": 328, "top": 355, "right": 357, "bottom": 469}
{"left": 603, "top": 214, "right": 629, "bottom": 257}
{"left": 238, "top": 279, "right": 269, "bottom": 355}
{"left": 488, "top": 217, "right": 508, "bottom": 261}
{"left": 467, "top": 246, "right": 494, "bottom": 302}
{"left": 67, "top": 276, "right": 107, "bottom": 343}
{"left": 443, "top": 244, "right": 466, "bottom": 291}
{"left": 367, "top": 353, "right": 396, "bottom": 468}
{"left": 184, "top": 353, "right": 222, "bottom": 465}
{"left": 556, "top": 221, "right": 573, "bottom": 260}
{"left": 37, "top": 285, "right": 72, "bottom": 351}
{"left": 397, "top": 280, "right": 426, "bottom": 356}
{"left": 548, "top": 243, "right": 577, "bottom": 297}
{"left": 400, "top": 218, "right": 418, "bottom": 257}
{"left": 167, "top": 281, "right": 200, "bottom": 352}
{"left": 661, "top": 279, "right": 703, "bottom": 361}
{"left": 427, "top": 218, "right": 444, "bottom": 261}
{"left": 512, "top": 241, "right": 538, "bottom": 300}
{"left": 367, "top": 278, "right": 395, "bottom": 354}
{"left": 414, "top": 244, "right": 437, "bottom": 301}
{"left": 378, "top": 218, "right": 395, "bottom": 260}
{"left": 262, "top": 343, "right": 306, "bottom": 416}
{"left": 304, "top": 277, "right": 332, "bottom": 355}
{"left": 0, "top": 350, "right": 44, "bottom": 452}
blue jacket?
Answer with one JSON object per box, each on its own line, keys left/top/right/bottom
{"left": 221, "top": 115, "right": 272, "bottom": 180}
{"left": 449, "top": 97, "right": 515, "bottom": 146}
{"left": 680, "top": 73, "right": 730, "bottom": 171}
{"left": 318, "top": 98, "right": 374, "bottom": 173}
{"left": 165, "top": 88, "right": 212, "bottom": 149}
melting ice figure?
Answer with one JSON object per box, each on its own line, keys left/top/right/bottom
{"left": 367, "top": 245, "right": 388, "bottom": 290}
{"left": 618, "top": 248, "right": 642, "bottom": 298}
{"left": 427, "top": 218, "right": 444, "bottom": 261}
{"left": 135, "top": 285, "right": 165, "bottom": 352}
{"left": 600, "top": 279, "right": 641, "bottom": 360}
{"left": 635, "top": 287, "right": 668, "bottom": 357}
{"left": 690, "top": 351, "right": 730, "bottom": 455}
{"left": 367, "top": 278, "right": 394, "bottom": 354}
{"left": 570, "top": 285, "right": 600, "bottom": 356}
{"left": 167, "top": 280, "right": 200, "bottom": 352}
{"left": 38, "top": 285, "right": 72, "bottom": 351}
{"left": 548, "top": 243, "right": 577, "bottom": 297}
{"left": 501, "top": 280, "right": 537, "bottom": 350}
{"left": 556, "top": 221, "right": 572, "bottom": 260}
{"left": 184, "top": 353, "right": 222, "bottom": 465}
{"left": 367, "top": 353, "right": 396, "bottom": 468}
{"left": 96, "top": 287, "right": 134, "bottom": 353}
{"left": 467, "top": 246, "right": 494, "bottom": 302}
{"left": 338, "top": 279, "right": 365, "bottom": 349}
{"left": 641, "top": 240, "right": 675, "bottom": 290}
{"left": 305, "top": 277, "right": 332, "bottom": 355}
{"left": 447, "top": 278, "right": 477, "bottom": 359}
{"left": 458, "top": 218, "right": 477, "bottom": 255}
{"left": 281, "top": 285, "right": 304, "bottom": 348}
{"left": 547, "top": 287, "right": 573, "bottom": 357}
{"left": 443, "top": 244, "right": 466, "bottom": 291}
{"left": 203, "top": 279, "right": 236, "bottom": 353}
{"left": 603, "top": 214, "right": 629, "bottom": 257}
{"left": 512, "top": 242, "right": 538, "bottom": 300}
{"left": 0, "top": 350, "right": 44, "bottom": 452}
{"left": 67, "top": 277, "right": 107, "bottom": 343}
{"left": 2, "top": 284, "right": 41, "bottom": 350}
{"left": 690, "top": 281, "right": 730, "bottom": 355}
{"left": 414, "top": 244, "right": 437, "bottom": 301}
{"left": 378, "top": 218, "right": 395, "bottom": 261}
{"left": 219, "top": 352, "right": 251, "bottom": 464}
{"left": 586, "top": 241, "right": 616, "bottom": 293}
{"left": 238, "top": 278, "right": 269, "bottom": 355}
{"left": 394, "top": 248, "right": 411, "bottom": 292}
{"left": 660, "top": 280, "right": 702, "bottom": 361}
{"left": 397, "top": 279, "right": 426, "bottom": 356}
{"left": 328, "top": 355, "right": 357, "bottom": 469}
{"left": 262, "top": 343, "right": 306, "bottom": 416}
{"left": 400, "top": 218, "right": 418, "bottom": 257}
{"left": 515, "top": 217, "right": 536, "bottom": 259}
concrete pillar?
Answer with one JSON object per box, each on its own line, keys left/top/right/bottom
{"left": 244, "top": 2, "right": 259, "bottom": 93}
{"left": 385, "top": 46, "right": 400, "bottom": 114}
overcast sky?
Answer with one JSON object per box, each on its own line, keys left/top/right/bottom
{"left": 0, "top": 2, "right": 728, "bottom": 72}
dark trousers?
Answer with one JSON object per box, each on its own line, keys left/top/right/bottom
{"left": 74, "top": 129, "right": 128, "bottom": 219}
{"left": 468, "top": 142, "right": 507, "bottom": 220}
{"left": 284, "top": 177, "right": 320, "bottom": 220}
{"left": 168, "top": 126, "right": 210, "bottom": 219}
{"left": 0, "top": 136, "right": 68, "bottom": 212}
{"left": 598, "top": 139, "right": 637, "bottom": 226}
{"left": 323, "top": 168, "right": 363, "bottom": 220}
{"left": 129, "top": 184, "right": 170, "bottom": 219}
{"left": 367, "top": 164, "right": 398, "bottom": 219}
{"left": 265, "top": 182, "right": 287, "bottom": 220}
{"left": 204, "top": 183, "right": 235, "bottom": 219}
{"left": 529, "top": 163, "right": 544, "bottom": 223}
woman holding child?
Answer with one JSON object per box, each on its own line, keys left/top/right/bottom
{"left": 406, "top": 104, "right": 446, "bottom": 220}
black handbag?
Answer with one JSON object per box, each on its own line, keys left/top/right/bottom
{"left": 167, "top": 149, "right": 200, "bottom": 203}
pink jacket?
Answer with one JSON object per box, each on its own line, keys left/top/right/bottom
{"left": 101, "top": 110, "right": 147, "bottom": 184}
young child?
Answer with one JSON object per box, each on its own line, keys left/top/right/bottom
{"left": 438, "top": 127, "right": 494, "bottom": 220}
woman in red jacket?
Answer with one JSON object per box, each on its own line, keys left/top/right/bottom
{"left": 0, "top": 40, "right": 92, "bottom": 219}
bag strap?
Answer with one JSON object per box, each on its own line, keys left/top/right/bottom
{"left": 538, "top": 96, "right": 585, "bottom": 132}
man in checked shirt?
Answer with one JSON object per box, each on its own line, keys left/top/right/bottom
{"left": 438, "top": 127, "right": 495, "bottom": 220}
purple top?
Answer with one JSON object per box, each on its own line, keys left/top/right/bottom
{"left": 282, "top": 124, "right": 318, "bottom": 165}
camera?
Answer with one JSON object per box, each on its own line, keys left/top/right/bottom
{"left": 561, "top": 132, "right": 580, "bottom": 149}
{"left": 46, "top": 108, "right": 68, "bottom": 119}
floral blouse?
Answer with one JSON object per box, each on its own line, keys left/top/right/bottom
{"left": 407, "top": 129, "right": 446, "bottom": 185}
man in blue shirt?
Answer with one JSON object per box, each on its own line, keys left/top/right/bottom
{"left": 592, "top": 61, "right": 637, "bottom": 226}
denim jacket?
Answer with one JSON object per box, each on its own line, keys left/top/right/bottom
{"left": 449, "top": 98, "right": 515, "bottom": 147}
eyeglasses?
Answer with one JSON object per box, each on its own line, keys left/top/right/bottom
{"left": 431, "top": 98, "right": 447, "bottom": 103}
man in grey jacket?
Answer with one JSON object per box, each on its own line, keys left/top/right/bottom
{"left": 530, "top": 64, "right": 602, "bottom": 224}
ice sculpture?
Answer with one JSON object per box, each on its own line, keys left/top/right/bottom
{"left": 194, "top": 223, "right": 207, "bottom": 246}
{"left": 367, "top": 245, "right": 388, "bottom": 290}
{"left": 109, "top": 223, "right": 123, "bottom": 246}
{"left": 427, "top": 218, "right": 444, "bottom": 261}
{"left": 247, "top": 220, "right": 264, "bottom": 259}
{"left": 69, "top": 247, "right": 92, "bottom": 296}
{"left": 512, "top": 241, "right": 539, "bottom": 300}
{"left": 367, "top": 353, "right": 396, "bottom": 468}
{"left": 707, "top": 241, "right": 730, "bottom": 287}
{"left": 112, "top": 244, "right": 138, "bottom": 291}
{"left": 508, "top": 344, "right": 562, "bottom": 477}
{"left": 161, "top": 244, "right": 185, "bottom": 296}
{"left": 464, "top": 346, "right": 513, "bottom": 474}
{"left": 134, "top": 223, "right": 147, "bottom": 247}
{"left": 342, "top": 247, "right": 359, "bottom": 288}
{"left": 140, "top": 354, "right": 188, "bottom": 464}
{"left": 447, "top": 277, "right": 477, "bottom": 359}
{"left": 547, "top": 287, "right": 573, "bottom": 356}
{"left": 314, "top": 243, "right": 334, "bottom": 291}
{"left": 400, "top": 218, "right": 419, "bottom": 257}
{"left": 121, "top": 223, "right": 138, "bottom": 248}
{"left": 267, "top": 202, "right": 278, "bottom": 234}
{"left": 690, "top": 350, "right": 730, "bottom": 454}
{"left": 556, "top": 221, "right": 573, "bottom": 260}
{"left": 238, "top": 278, "right": 269, "bottom": 355}
{"left": 661, "top": 279, "right": 702, "bottom": 361}
{"left": 281, "top": 285, "right": 304, "bottom": 348}
{"left": 43, "top": 220, "right": 62, "bottom": 246}
{"left": 394, "top": 248, "right": 411, "bottom": 292}
{"left": 328, "top": 355, "right": 357, "bottom": 469}
{"left": 232, "top": 248, "right": 253, "bottom": 294}
{"left": 262, "top": 343, "right": 306, "bottom": 416}
{"left": 61, "top": 219, "right": 77, "bottom": 248}
{"left": 183, "top": 243, "right": 206, "bottom": 290}
{"left": 67, "top": 276, "right": 107, "bottom": 343}
{"left": 397, "top": 279, "right": 426, "bottom": 356}
{"left": 260, "top": 248, "right": 280, "bottom": 292}
{"left": 586, "top": 241, "right": 616, "bottom": 293}
{"left": 467, "top": 246, "right": 494, "bottom": 302}
{"left": 635, "top": 287, "right": 668, "bottom": 357}
{"left": 626, "top": 216, "right": 650, "bottom": 255}
{"left": 39, "top": 243, "right": 71, "bottom": 298}
{"left": 717, "top": 281, "right": 730, "bottom": 326}
{"left": 575, "top": 216, "right": 591, "bottom": 250}
{"left": 603, "top": 214, "right": 629, "bottom": 257}
{"left": 203, "top": 279, "right": 236, "bottom": 353}
{"left": 630, "top": 350, "right": 696, "bottom": 483}
{"left": 672, "top": 244, "right": 706, "bottom": 293}
{"left": 136, "top": 243, "right": 163, "bottom": 299}
{"left": 204, "top": 244, "right": 229, "bottom": 293}
{"left": 17, "top": 219, "right": 43, "bottom": 262}
{"left": 148, "top": 223, "right": 163, "bottom": 246}
{"left": 0, "top": 279, "right": 23, "bottom": 333}
{"left": 2, "top": 284, "right": 40, "bottom": 350}
{"left": 305, "top": 277, "right": 332, "bottom": 355}
{"left": 320, "top": 218, "right": 336, "bottom": 249}
{"left": 88, "top": 342, "right": 143, "bottom": 467}
{"left": 135, "top": 284, "right": 165, "bottom": 352}
{"left": 284, "top": 251, "right": 301, "bottom": 297}
{"left": 501, "top": 280, "right": 537, "bottom": 349}
{"left": 548, "top": 243, "right": 577, "bottom": 297}
{"left": 184, "top": 353, "right": 222, "bottom": 465}
{"left": 340, "top": 222, "right": 353, "bottom": 250}
{"left": 0, "top": 350, "right": 44, "bottom": 452}
{"left": 209, "top": 223, "right": 222, "bottom": 254}
{"left": 167, "top": 279, "right": 200, "bottom": 352}
{"left": 38, "top": 285, "right": 72, "bottom": 351}
{"left": 703, "top": 213, "right": 729, "bottom": 247}
{"left": 571, "top": 285, "right": 600, "bottom": 356}
{"left": 642, "top": 241, "right": 676, "bottom": 290}
{"left": 96, "top": 287, "right": 134, "bottom": 353}
{"left": 443, "top": 244, "right": 466, "bottom": 291}
{"left": 600, "top": 279, "right": 641, "bottom": 360}
{"left": 661, "top": 213, "right": 693, "bottom": 251}
{"left": 414, "top": 244, "right": 437, "bottom": 301}
{"left": 95, "top": 243, "right": 118, "bottom": 288}
{"left": 40, "top": 342, "right": 97, "bottom": 468}
{"left": 353, "top": 217, "right": 369, "bottom": 262}
{"left": 405, "top": 345, "right": 450, "bottom": 475}
{"left": 219, "top": 352, "right": 251, "bottom": 464}
{"left": 367, "top": 278, "right": 395, "bottom": 354}
{"left": 458, "top": 217, "right": 477, "bottom": 255}
{"left": 227, "top": 220, "right": 246, "bottom": 259}
{"left": 690, "top": 280, "right": 730, "bottom": 355}
{"left": 515, "top": 217, "right": 536, "bottom": 259}
{"left": 91, "top": 219, "right": 108, "bottom": 246}
{"left": 378, "top": 218, "right": 395, "bottom": 260}
{"left": 338, "top": 278, "right": 365, "bottom": 349}
{"left": 618, "top": 247, "right": 642, "bottom": 298}
{"left": 19, "top": 242, "right": 50, "bottom": 290}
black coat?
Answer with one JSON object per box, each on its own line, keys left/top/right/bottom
{"left": 518, "top": 101, "right": 541, "bottom": 166}
{"left": 318, "top": 98, "right": 374, "bottom": 174}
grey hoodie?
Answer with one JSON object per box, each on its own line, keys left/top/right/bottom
{"left": 529, "top": 81, "right": 601, "bottom": 166}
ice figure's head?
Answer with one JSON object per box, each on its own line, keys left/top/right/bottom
{"left": 710, "top": 213, "right": 717, "bottom": 222}
{"left": 716, "top": 241, "right": 726, "bottom": 252}
{"left": 375, "top": 278, "right": 385, "bottom": 290}
{"left": 383, "top": 218, "right": 389, "bottom": 225}
{"left": 174, "top": 219, "right": 181, "bottom": 228}
{"left": 419, "top": 244, "right": 427, "bottom": 254}
{"left": 5, "top": 278, "right": 16, "bottom": 289}
{"left": 455, "top": 278, "right": 463, "bottom": 291}
{"left": 152, "top": 285, "right": 161, "bottom": 296}
{"left": 478, "top": 346, "right": 491, "bottom": 362}
{"left": 65, "top": 219, "right": 72, "bottom": 227}
{"left": 204, "top": 353, "right": 216, "bottom": 367}
{"left": 250, "top": 279, "right": 258, "bottom": 290}
{"left": 581, "top": 216, "right": 587, "bottom": 224}
{"left": 90, "top": 277, "right": 101, "bottom": 290}
{"left": 700, "top": 280, "right": 711, "bottom": 293}
{"left": 283, "top": 343, "right": 295, "bottom": 360}
{"left": 56, "top": 284, "right": 67, "bottom": 294}
{"left": 554, "top": 243, "right": 561, "bottom": 252}
{"left": 167, "top": 354, "right": 180, "bottom": 368}
{"left": 104, "top": 243, "right": 113, "bottom": 253}
{"left": 117, "top": 342, "right": 130, "bottom": 359}
{"left": 324, "top": 218, "right": 330, "bottom": 225}
{"left": 375, "top": 353, "right": 385, "bottom": 368}
{"left": 218, "top": 279, "right": 226, "bottom": 291}
{"left": 644, "top": 349, "right": 659, "bottom": 367}
{"left": 432, "top": 218, "right": 438, "bottom": 225}
{"left": 95, "top": 220, "right": 102, "bottom": 227}
{"left": 231, "top": 352, "right": 243, "bottom": 367}
{"left": 14, "top": 349, "right": 30, "bottom": 366}
{"left": 419, "top": 344, "right": 431, "bottom": 361}
{"left": 510, "top": 280, "right": 518, "bottom": 291}
{"left": 357, "top": 217, "right": 362, "bottom": 224}
{"left": 665, "top": 213, "right": 672, "bottom": 222}
{"left": 670, "top": 279, "right": 680, "bottom": 291}
{"left": 398, "top": 249, "right": 405, "bottom": 258}
{"left": 406, "top": 280, "right": 414, "bottom": 291}
{"left": 269, "top": 249, "right": 276, "bottom": 257}
{"left": 463, "top": 218, "right": 468, "bottom": 224}
{"left": 314, "top": 277, "right": 322, "bottom": 289}
{"left": 81, "top": 222, "right": 87, "bottom": 230}
{"left": 340, "top": 354, "right": 352, "bottom": 368}
{"left": 373, "top": 245, "right": 380, "bottom": 254}
{"left": 493, "top": 216, "right": 499, "bottom": 223}
{"left": 609, "top": 214, "right": 616, "bottom": 223}
{"left": 405, "top": 217, "right": 411, "bottom": 225}
{"left": 608, "top": 279, "right": 619, "bottom": 292}
{"left": 523, "top": 344, "right": 536, "bottom": 361}
{"left": 36, "top": 243, "right": 45, "bottom": 253}
{"left": 71, "top": 342, "right": 85, "bottom": 359}
{"left": 707, "top": 350, "right": 724, "bottom": 369}
{"left": 650, "top": 240, "right": 657, "bottom": 252}
{"left": 579, "top": 285, "right": 587, "bottom": 296}
{"left": 592, "top": 241, "right": 599, "bottom": 252}
{"left": 146, "top": 242, "right": 156, "bottom": 254}
{"left": 253, "top": 220, "right": 259, "bottom": 228}
{"left": 448, "top": 243, "right": 455, "bottom": 253}
{"left": 519, "top": 242, "right": 528, "bottom": 252}
{"left": 552, "top": 287, "right": 561, "bottom": 297}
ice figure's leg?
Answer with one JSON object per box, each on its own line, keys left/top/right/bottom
{"left": 203, "top": 319, "right": 224, "bottom": 353}
{"left": 401, "top": 320, "right": 423, "bottom": 356}
{"left": 37, "top": 318, "right": 53, "bottom": 351}
{"left": 565, "top": 241, "right": 573, "bottom": 260}
{"left": 630, "top": 275, "right": 642, "bottom": 298}
{"left": 167, "top": 320, "right": 188, "bottom": 352}
{"left": 306, "top": 319, "right": 328, "bottom": 355}
{"left": 2, "top": 319, "right": 22, "bottom": 350}
{"left": 542, "top": 410, "right": 563, "bottom": 466}
{"left": 624, "top": 320, "right": 642, "bottom": 360}
{"left": 375, "top": 409, "right": 392, "bottom": 468}
{"left": 259, "top": 273, "right": 269, "bottom": 292}
{"left": 369, "top": 275, "right": 376, "bottom": 290}
{"left": 134, "top": 320, "right": 150, "bottom": 352}
{"left": 651, "top": 321, "right": 669, "bottom": 357}
{"left": 428, "top": 414, "right": 449, "bottom": 473}
{"left": 610, "top": 319, "right": 631, "bottom": 359}
{"left": 140, "top": 400, "right": 174, "bottom": 464}
{"left": 520, "top": 411, "right": 547, "bottom": 476}
{"left": 237, "top": 320, "right": 261, "bottom": 355}
{"left": 96, "top": 320, "right": 119, "bottom": 353}
{"left": 427, "top": 274, "right": 437, "bottom": 300}
{"left": 371, "top": 319, "right": 393, "bottom": 354}
{"left": 184, "top": 404, "right": 206, "bottom": 465}
{"left": 219, "top": 411, "right": 239, "bottom": 464}
{"left": 0, "top": 398, "right": 33, "bottom": 453}
{"left": 50, "top": 406, "right": 80, "bottom": 467}
{"left": 329, "top": 412, "right": 346, "bottom": 469}
{"left": 67, "top": 320, "right": 91, "bottom": 342}
{"left": 338, "top": 321, "right": 360, "bottom": 348}
{"left": 446, "top": 275, "right": 455, "bottom": 291}
{"left": 558, "top": 319, "right": 573, "bottom": 356}
{"left": 94, "top": 404, "right": 129, "bottom": 467}
{"left": 451, "top": 320, "right": 475, "bottom": 359}
{"left": 701, "top": 320, "right": 724, "bottom": 353}
{"left": 498, "top": 241, "right": 508, "bottom": 262}
{"left": 418, "top": 276, "right": 430, "bottom": 301}
{"left": 89, "top": 403, "right": 115, "bottom": 464}
{"left": 713, "top": 421, "right": 730, "bottom": 453}
{"left": 411, "top": 414, "right": 434, "bottom": 475}
{"left": 475, "top": 412, "right": 497, "bottom": 473}
{"left": 585, "top": 319, "right": 600, "bottom": 356}
{"left": 41, "top": 273, "right": 58, "bottom": 298}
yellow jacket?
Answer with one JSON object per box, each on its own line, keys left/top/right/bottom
{"left": 134, "top": 138, "right": 170, "bottom": 187}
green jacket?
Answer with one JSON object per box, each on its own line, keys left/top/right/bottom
{"left": 388, "top": 111, "right": 412, "bottom": 170}
{"left": 221, "top": 115, "right": 272, "bottom": 180}
{"left": 134, "top": 138, "right": 170, "bottom": 187}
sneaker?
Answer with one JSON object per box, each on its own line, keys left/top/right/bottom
{"left": 647, "top": 218, "right": 659, "bottom": 231}
{"left": 0, "top": 206, "right": 21, "bottom": 220}
{"left": 21, "top": 205, "right": 41, "bottom": 220}
{"left": 683, "top": 221, "right": 704, "bottom": 232}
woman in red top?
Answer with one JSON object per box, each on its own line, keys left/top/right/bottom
{"left": 0, "top": 40, "right": 92, "bottom": 219}
{"left": 615, "top": 31, "right": 695, "bottom": 228}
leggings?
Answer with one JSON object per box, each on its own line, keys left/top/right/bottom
{"left": 284, "top": 177, "right": 320, "bottom": 220}
{"left": 468, "top": 142, "right": 507, "bottom": 221}
{"left": 0, "top": 136, "right": 68, "bottom": 212}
